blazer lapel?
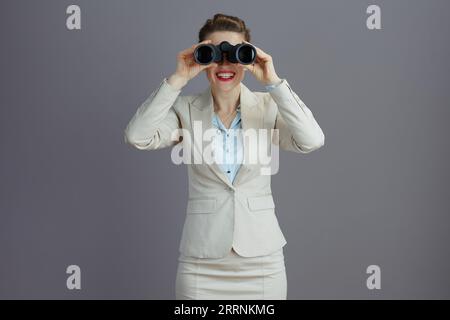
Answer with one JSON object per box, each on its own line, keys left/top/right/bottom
{"left": 232, "top": 83, "right": 261, "bottom": 186}
{"left": 189, "top": 82, "right": 261, "bottom": 188}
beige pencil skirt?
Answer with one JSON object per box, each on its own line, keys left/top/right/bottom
{"left": 175, "top": 247, "right": 287, "bottom": 300}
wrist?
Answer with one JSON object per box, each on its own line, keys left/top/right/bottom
{"left": 264, "top": 76, "right": 282, "bottom": 86}
{"left": 167, "top": 73, "right": 188, "bottom": 91}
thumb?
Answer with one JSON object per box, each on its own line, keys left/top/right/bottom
{"left": 200, "top": 63, "right": 218, "bottom": 71}
{"left": 242, "top": 64, "right": 253, "bottom": 72}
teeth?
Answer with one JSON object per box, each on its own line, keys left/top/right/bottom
{"left": 217, "top": 72, "right": 235, "bottom": 78}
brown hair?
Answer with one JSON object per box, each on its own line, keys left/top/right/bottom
{"left": 198, "top": 13, "right": 251, "bottom": 43}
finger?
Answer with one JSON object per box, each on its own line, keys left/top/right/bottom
{"left": 242, "top": 65, "right": 252, "bottom": 73}
{"left": 255, "top": 55, "right": 266, "bottom": 64}
{"left": 255, "top": 47, "right": 271, "bottom": 61}
{"left": 191, "top": 40, "right": 215, "bottom": 56}
{"left": 242, "top": 63, "right": 257, "bottom": 73}
{"left": 179, "top": 44, "right": 196, "bottom": 56}
{"left": 243, "top": 40, "right": 262, "bottom": 54}
{"left": 195, "top": 39, "right": 213, "bottom": 49}
{"left": 243, "top": 40, "right": 271, "bottom": 62}
{"left": 180, "top": 40, "right": 213, "bottom": 56}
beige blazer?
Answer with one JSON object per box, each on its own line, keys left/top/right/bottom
{"left": 124, "top": 77, "right": 325, "bottom": 258}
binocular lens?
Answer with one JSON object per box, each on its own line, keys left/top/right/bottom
{"left": 237, "top": 45, "right": 256, "bottom": 64}
{"left": 195, "top": 45, "right": 214, "bottom": 65}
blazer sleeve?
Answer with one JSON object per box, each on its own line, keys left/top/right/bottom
{"left": 124, "top": 77, "right": 183, "bottom": 150}
{"left": 269, "top": 79, "right": 325, "bottom": 153}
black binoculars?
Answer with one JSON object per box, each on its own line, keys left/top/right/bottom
{"left": 194, "top": 41, "right": 257, "bottom": 65}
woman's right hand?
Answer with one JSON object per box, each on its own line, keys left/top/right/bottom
{"left": 167, "top": 40, "right": 219, "bottom": 90}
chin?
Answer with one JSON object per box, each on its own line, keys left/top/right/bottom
{"left": 211, "top": 77, "right": 243, "bottom": 91}
{"left": 215, "top": 80, "right": 239, "bottom": 90}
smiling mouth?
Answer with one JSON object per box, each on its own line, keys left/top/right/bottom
{"left": 215, "top": 72, "right": 236, "bottom": 81}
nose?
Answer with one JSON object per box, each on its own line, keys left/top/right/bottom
{"left": 219, "top": 53, "right": 231, "bottom": 65}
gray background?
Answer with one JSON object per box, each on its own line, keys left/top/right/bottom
{"left": 1, "top": 0, "right": 449, "bottom": 299}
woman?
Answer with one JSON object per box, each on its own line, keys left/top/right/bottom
{"left": 124, "top": 13, "right": 325, "bottom": 300}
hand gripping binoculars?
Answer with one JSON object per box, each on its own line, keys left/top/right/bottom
{"left": 194, "top": 41, "right": 257, "bottom": 65}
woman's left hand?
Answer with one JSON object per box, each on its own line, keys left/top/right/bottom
{"left": 242, "top": 41, "right": 282, "bottom": 86}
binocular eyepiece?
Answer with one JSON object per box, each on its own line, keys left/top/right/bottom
{"left": 194, "top": 41, "right": 257, "bottom": 65}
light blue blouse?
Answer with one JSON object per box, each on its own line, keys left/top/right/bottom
{"left": 212, "top": 105, "right": 243, "bottom": 184}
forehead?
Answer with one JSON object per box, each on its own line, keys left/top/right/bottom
{"left": 206, "top": 31, "right": 245, "bottom": 46}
